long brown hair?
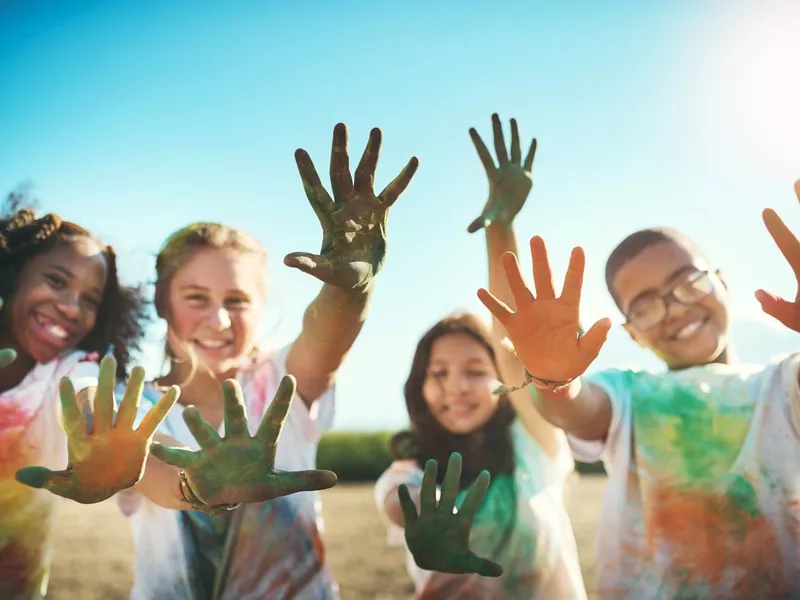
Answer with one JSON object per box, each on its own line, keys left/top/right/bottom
{"left": 398, "top": 312, "right": 516, "bottom": 488}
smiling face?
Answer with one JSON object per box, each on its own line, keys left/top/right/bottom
{"left": 165, "top": 247, "right": 264, "bottom": 379}
{"left": 421, "top": 332, "right": 501, "bottom": 434}
{"left": 7, "top": 237, "right": 108, "bottom": 364}
{"left": 614, "top": 241, "right": 731, "bottom": 369}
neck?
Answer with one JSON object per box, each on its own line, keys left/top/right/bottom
{"left": 157, "top": 361, "right": 227, "bottom": 409}
{"left": 667, "top": 344, "right": 737, "bottom": 372}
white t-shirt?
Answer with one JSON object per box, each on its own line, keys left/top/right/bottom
{"left": 0, "top": 350, "right": 100, "bottom": 600}
{"left": 116, "top": 345, "right": 337, "bottom": 600}
{"left": 375, "top": 420, "right": 587, "bottom": 600}
{"left": 569, "top": 354, "right": 800, "bottom": 599}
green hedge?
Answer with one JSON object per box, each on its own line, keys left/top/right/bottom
{"left": 316, "top": 431, "right": 605, "bottom": 482}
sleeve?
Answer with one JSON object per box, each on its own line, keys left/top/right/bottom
{"left": 777, "top": 352, "right": 800, "bottom": 439}
{"left": 566, "top": 369, "right": 636, "bottom": 467}
{"left": 61, "top": 352, "right": 101, "bottom": 395}
{"left": 374, "top": 460, "right": 425, "bottom": 547}
{"left": 270, "top": 344, "right": 336, "bottom": 441}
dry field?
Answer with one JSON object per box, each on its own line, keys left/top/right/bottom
{"left": 48, "top": 475, "right": 606, "bottom": 600}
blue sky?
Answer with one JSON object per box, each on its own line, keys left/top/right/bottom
{"left": 2, "top": 0, "right": 800, "bottom": 429}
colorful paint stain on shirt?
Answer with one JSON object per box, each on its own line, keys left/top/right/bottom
{"left": 571, "top": 355, "right": 800, "bottom": 599}
{"left": 0, "top": 351, "right": 99, "bottom": 600}
{"left": 119, "top": 346, "right": 338, "bottom": 600}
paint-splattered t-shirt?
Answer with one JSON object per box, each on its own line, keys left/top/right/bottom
{"left": 116, "top": 345, "right": 337, "bottom": 600}
{"left": 375, "top": 421, "right": 587, "bottom": 599}
{"left": 569, "top": 354, "right": 800, "bottom": 600}
{"left": 0, "top": 351, "right": 99, "bottom": 600}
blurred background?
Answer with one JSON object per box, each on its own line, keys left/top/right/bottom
{"left": 2, "top": 1, "right": 799, "bottom": 597}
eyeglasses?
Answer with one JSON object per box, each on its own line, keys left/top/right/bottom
{"left": 624, "top": 270, "right": 715, "bottom": 331}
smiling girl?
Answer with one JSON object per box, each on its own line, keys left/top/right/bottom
{"left": 114, "top": 122, "right": 418, "bottom": 599}
{"left": 0, "top": 207, "right": 146, "bottom": 600}
{"left": 374, "top": 115, "right": 586, "bottom": 599}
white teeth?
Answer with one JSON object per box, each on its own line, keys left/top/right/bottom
{"left": 675, "top": 321, "right": 702, "bottom": 340}
{"left": 45, "top": 323, "right": 68, "bottom": 339}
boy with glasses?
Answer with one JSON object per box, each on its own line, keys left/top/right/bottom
{"left": 477, "top": 183, "right": 800, "bottom": 599}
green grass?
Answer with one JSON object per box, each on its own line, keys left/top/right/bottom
{"left": 316, "top": 431, "right": 605, "bottom": 481}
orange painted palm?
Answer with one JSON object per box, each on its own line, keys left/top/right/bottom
{"left": 477, "top": 236, "right": 612, "bottom": 383}
{"left": 15, "top": 355, "right": 179, "bottom": 504}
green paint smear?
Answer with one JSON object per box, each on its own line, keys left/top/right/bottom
{"left": 633, "top": 374, "right": 753, "bottom": 483}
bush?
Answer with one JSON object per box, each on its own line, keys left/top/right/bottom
{"left": 316, "top": 431, "right": 606, "bottom": 481}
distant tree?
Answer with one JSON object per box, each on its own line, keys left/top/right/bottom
{"left": 2, "top": 180, "right": 40, "bottom": 217}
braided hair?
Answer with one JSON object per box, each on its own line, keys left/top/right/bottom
{"left": 0, "top": 208, "right": 148, "bottom": 378}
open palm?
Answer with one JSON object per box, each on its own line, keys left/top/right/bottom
{"left": 285, "top": 123, "right": 419, "bottom": 290}
{"left": 150, "top": 375, "right": 337, "bottom": 507}
{"left": 467, "top": 113, "right": 537, "bottom": 233}
{"left": 756, "top": 180, "right": 800, "bottom": 332}
{"left": 478, "top": 236, "right": 611, "bottom": 382}
{"left": 399, "top": 453, "right": 503, "bottom": 578}
{"left": 15, "top": 355, "right": 179, "bottom": 504}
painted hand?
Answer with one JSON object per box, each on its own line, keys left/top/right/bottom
{"left": 399, "top": 453, "right": 503, "bottom": 577}
{"left": 467, "top": 113, "right": 537, "bottom": 233}
{"left": 150, "top": 375, "right": 337, "bottom": 506}
{"left": 756, "top": 180, "right": 800, "bottom": 332}
{"left": 15, "top": 355, "right": 179, "bottom": 504}
{"left": 285, "top": 123, "right": 419, "bottom": 290}
{"left": 477, "top": 236, "right": 611, "bottom": 382}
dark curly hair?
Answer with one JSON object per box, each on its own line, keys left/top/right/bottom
{"left": 0, "top": 208, "right": 148, "bottom": 378}
{"left": 394, "top": 312, "right": 516, "bottom": 489}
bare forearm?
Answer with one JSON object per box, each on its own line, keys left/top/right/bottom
{"left": 134, "top": 434, "right": 191, "bottom": 510}
{"left": 288, "top": 283, "right": 373, "bottom": 402}
{"left": 486, "top": 225, "right": 518, "bottom": 337}
{"left": 530, "top": 379, "right": 612, "bottom": 441}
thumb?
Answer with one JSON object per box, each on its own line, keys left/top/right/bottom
{"left": 577, "top": 317, "right": 612, "bottom": 370}
{"left": 284, "top": 252, "right": 336, "bottom": 281}
{"left": 16, "top": 466, "right": 72, "bottom": 498}
{"left": 0, "top": 348, "right": 16, "bottom": 369}
{"left": 465, "top": 552, "right": 504, "bottom": 577}
{"left": 277, "top": 469, "right": 338, "bottom": 495}
{"left": 755, "top": 289, "right": 796, "bottom": 329}
{"left": 467, "top": 215, "right": 490, "bottom": 234}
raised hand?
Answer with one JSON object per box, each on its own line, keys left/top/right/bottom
{"left": 756, "top": 180, "right": 800, "bottom": 331}
{"left": 15, "top": 355, "right": 179, "bottom": 504}
{"left": 150, "top": 375, "right": 337, "bottom": 508}
{"left": 399, "top": 452, "right": 502, "bottom": 578}
{"left": 285, "top": 123, "right": 419, "bottom": 290}
{"left": 477, "top": 236, "right": 611, "bottom": 384}
{"left": 467, "top": 113, "right": 537, "bottom": 233}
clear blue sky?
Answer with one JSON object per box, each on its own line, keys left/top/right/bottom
{"left": 2, "top": 0, "right": 800, "bottom": 429}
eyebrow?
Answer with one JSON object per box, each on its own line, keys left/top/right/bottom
{"left": 180, "top": 284, "right": 252, "bottom": 297}
{"left": 626, "top": 265, "right": 697, "bottom": 310}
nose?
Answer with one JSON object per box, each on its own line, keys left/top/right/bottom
{"left": 443, "top": 372, "right": 469, "bottom": 397}
{"left": 664, "top": 293, "right": 690, "bottom": 322}
{"left": 56, "top": 292, "right": 82, "bottom": 322}
{"left": 207, "top": 306, "right": 232, "bottom": 331}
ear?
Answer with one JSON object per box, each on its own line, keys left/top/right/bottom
{"left": 623, "top": 322, "right": 647, "bottom": 349}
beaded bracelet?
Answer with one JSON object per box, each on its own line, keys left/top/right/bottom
{"left": 178, "top": 470, "right": 240, "bottom": 516}
{"left": 492, "top": 336, "right": 577, "bottom": 395}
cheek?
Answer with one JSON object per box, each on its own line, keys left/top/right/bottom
{"left": 232, "top": 311, "right": 260, "bottom": 346}
{"left": 168, "top": 306, "right": 204, "bottom": 340}
{"left": 421, "top": 379, "right": 442, "bottom": 410}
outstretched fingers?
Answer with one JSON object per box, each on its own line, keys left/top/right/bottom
{"left": 763, "top": 208, "right": 800, "bottom": 279}
{"left": 183, "top": 406, "right": 222, "bottom": 450}
{"left": 92, "top": 355, "right": 117, "bottom": 434}
{"left": 275, "top": 469, "right": 338, "bottom": 495}
{"left": 469, "top": 128, "right": 497, "bottom": 177}
{"left": 477, "top": 288, "right": 515, "bottom": 326}
{"left": 222, "top": 379, "right": 249, "bottom": 438}
{"left": 529, "top": 236, "right": 556, "bottom": 299}
{"left": 137, "top": 385, "right": 180, "bottom": 438}
{"left": 295, "top": 149, "right": 335, "bottom": 214}
{"left": 560, "top": 246, "right": 587, "bottom": 307}
{"left": 457, "top": 470, "right": 490, "bottom": 522}
{"left": 255, "top": 375, "right": 295, "bottom": 447}
{"left": 577, "top": 318, "right": 612, "bottom": 371}
{"left": 755, "top": 289, "right": 796, "bottom": 328}
{"left": 437, "top": 453, "right": 462, "bottom": 515}
{"left": 502, "top": 251, "right": 534, "bottom": 306}
{"left": 354, "top": 127, "right": 381, "bottom": 194}
{"left": 149, "top": 442, "right": 198, "bottom": 469}
{"left": 116, "top": 365, "right": 146, "bottom": 430}
{"left": 491, "top": 113, "right": 508, "bottom": 166}
{"left": 59, "top": 378, "right": 88, "bottom": 444}
{"left": 330, "top": 122, "right": 355, "bottom": 203}
{"left": 378, "top": 156, "right": 419, "bottom": 207}
{"left": 397, "top": 484, "right": 419, "bottom": 527}
{"left": 509, "top": 118, "right": 521, "bottom": 164}
{"left": 465, "top": 552, "right": 504, "bottom": 578}
{"left": 419, "top": 458, "right": 438, "bottom": 515}
{"left": 523, "top": 138, "right": 537, "bottom": 171}
{"left": 0, "top": 347, "right": 16, "bottom": 370}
